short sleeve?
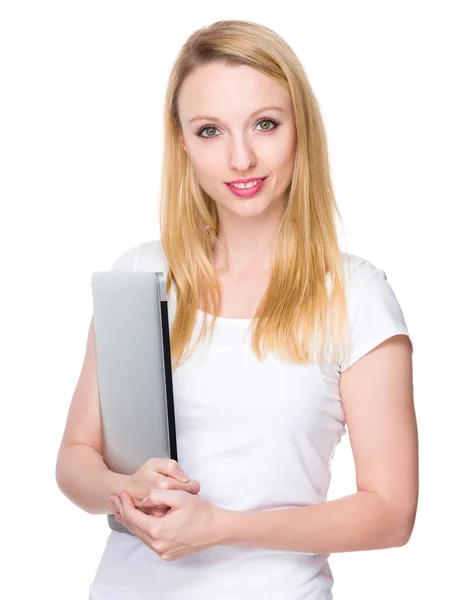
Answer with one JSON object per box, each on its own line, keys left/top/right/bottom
{"left": 89, "top": 244, "right": 138, "bottom": 289}
{"left": 109, "top": 244, "right": 139, "bottom": 271}
{"left": 339, "top": 269, "right": 413, "bottom": 373}
{"left": 108, "top": 239, "right": 167, "bottom": 274}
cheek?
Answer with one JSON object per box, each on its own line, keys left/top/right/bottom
{"left": 272, "top": 147, "right": 296, "bottom": 180}
{"left": 189, "top": 152, "right": 222, "bottom": 182}
{"left": 189, "top": 156, "right": 225, "bottom": 196}
{"left": 269, "top": 129, "right": 296, "bottom": 173}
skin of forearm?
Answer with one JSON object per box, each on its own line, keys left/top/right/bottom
{"left": 218, "top": 491, "right": 411, "bottom": 554}
{"left": 55, "top": 442, "right": 129, "bottom": 515}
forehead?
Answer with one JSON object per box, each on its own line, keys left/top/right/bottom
{"left": 178, "top": 63, "right": 291, "bottom": 120}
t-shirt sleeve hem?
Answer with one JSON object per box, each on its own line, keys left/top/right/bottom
{"left": 340, "top": 327, "right": 413, "bottom": 373}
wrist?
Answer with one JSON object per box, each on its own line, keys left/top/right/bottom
{"left": 214, "top": 508, "right": 244, "bottom": 546}
{"left": 104, "top": 470, "right": 130, "bottom": 514}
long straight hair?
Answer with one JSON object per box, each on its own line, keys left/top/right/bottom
{"left": 158, "top": 20, "right": 351, "bottom": 372}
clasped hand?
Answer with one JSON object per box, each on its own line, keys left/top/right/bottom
{"left": 110, "top": 489, "right": 228, "bottom": 562}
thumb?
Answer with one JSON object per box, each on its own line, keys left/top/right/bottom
{"left": 175, "top": 467, "right": 190, "bottom": 482}
{"left": 142, "top": 489, "right": 184, "bottom": 508}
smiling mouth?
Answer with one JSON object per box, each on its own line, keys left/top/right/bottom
{"left": 226, "top": 177, "right": 267, "bottom": 189}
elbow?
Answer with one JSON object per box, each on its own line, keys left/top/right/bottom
{"left": 377, "top": 493, "right": 418, "bottom": 548}
{"left": 55, "top": 443, "right": 68, "bottom": 490}
{"left": 55, "top": 451, "right": 63, "bottom": 490}
{"left": 55, "top": 456, "right": 70, "bottom": 502}
{"left": 392, "top": 508, "right": 417, "bottom": 547}
{"left": 54, "top": 444, "right": 73, "bottom": 500}
{"left": 396, "top": 517, "right": 416, "bottom": 547}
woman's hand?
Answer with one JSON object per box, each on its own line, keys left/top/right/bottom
{"left": 107, "top": 458, "right": 200, "bottom": 516}
{"left": 110, "top": 489, "right": 230, "bottom": 562}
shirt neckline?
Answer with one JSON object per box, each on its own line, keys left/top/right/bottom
{"left": 196, "top": 308, "right": 253, "bottom": 326}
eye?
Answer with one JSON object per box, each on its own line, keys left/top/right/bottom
{"left": 196, "top": 118, "right": 279, "bottom": 140}
{"left": 256, "top": 119, "right": 278, "bottom": 133}
{"left": 197, "top": 125, "right": 219, "bottom": 139}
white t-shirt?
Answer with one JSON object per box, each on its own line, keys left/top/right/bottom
{"left": 89, "top": 239, "right": 412, "bottom": 600}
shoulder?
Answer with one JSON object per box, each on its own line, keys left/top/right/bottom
{"left": 109, "top": 238, "right": 168, "bottom": 272}
{"left": 338, "top": 252, "right": 412, "bottom": 371}
{"left": 341, "top": 251, "right": 385, "bottom": 281}
{"left": 340, "top": 252, "right": 387, "bottom": 303}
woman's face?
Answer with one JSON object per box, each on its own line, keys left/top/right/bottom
{"left": 178, "top": 63, "right": 296, "bottom": 222}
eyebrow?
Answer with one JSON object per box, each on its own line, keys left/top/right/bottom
{"left": 188, "top": 105, "right": 285, "bottom": 124}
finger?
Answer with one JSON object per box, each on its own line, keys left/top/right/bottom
{"left": 181, "top": 478, "right": 201, "bottom": 493}
{"left": 111, "top": 496, "right": 123, "bottom": 519}
{"left": 114, "top": 501, "right": 133, "bottom": 532}
{"left": 131, "top": 495, "right": 169, "bottom": 511}
{"left": 138, "top": 506, "right": 169, "bottom": 518}
{"left": 156, "top": 475, "right": 201, "bottom": 495}
{"left": 132, "top": 496, "right": 162, "bottom": 509}
{"left": 115, "top": 509, "right": 141, "bottom": 538}
{"left": 142, "top": 488, "right": 184, "bottom": 508}
{"left": 120, "top": 491, "right": 161, "bottom": 533}
{"left": 109, "top": 494, "right": 120, "bottom": 514}
{"left": 146, "top": 458, "right": 190, "bottom": 482}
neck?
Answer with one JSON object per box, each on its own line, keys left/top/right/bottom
{"left": 212, "top": 197, "right": 286, "bottom": 276}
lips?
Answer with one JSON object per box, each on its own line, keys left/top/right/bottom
{"left": 225, "top": 176, "right": 267, "bottom": 197}
{"left": 226, "top": 176, "right": 267, "bottom": 185}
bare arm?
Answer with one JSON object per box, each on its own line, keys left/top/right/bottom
{"left": 55, "top": 316, "right": 129, "bottom": 515}
{"left": 217, "top": 334, "right": 418, "bottom": 553}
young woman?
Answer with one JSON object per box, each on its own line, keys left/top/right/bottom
{"left": 56, "top": 19, "right": 418, "bottom": 600}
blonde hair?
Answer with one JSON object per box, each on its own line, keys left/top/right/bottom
{"left": 158, "top": 19, "right": 350, "bottom": 372}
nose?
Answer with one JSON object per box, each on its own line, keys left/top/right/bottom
{"left": 228, "top": 137, "right": 257, "bottom": 174}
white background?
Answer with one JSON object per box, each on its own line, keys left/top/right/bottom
{"left": 1, "top": 1, "right": 474, "bottom": 598}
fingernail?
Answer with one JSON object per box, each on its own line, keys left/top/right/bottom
{"left": 178, "top": 469, "right": 189, "bottom": 481}
{"left": 142, "top": 496, "right": 149, "bottom": 503}
{"left": 115, "top": 514, "right": 122, "bottom": 523}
